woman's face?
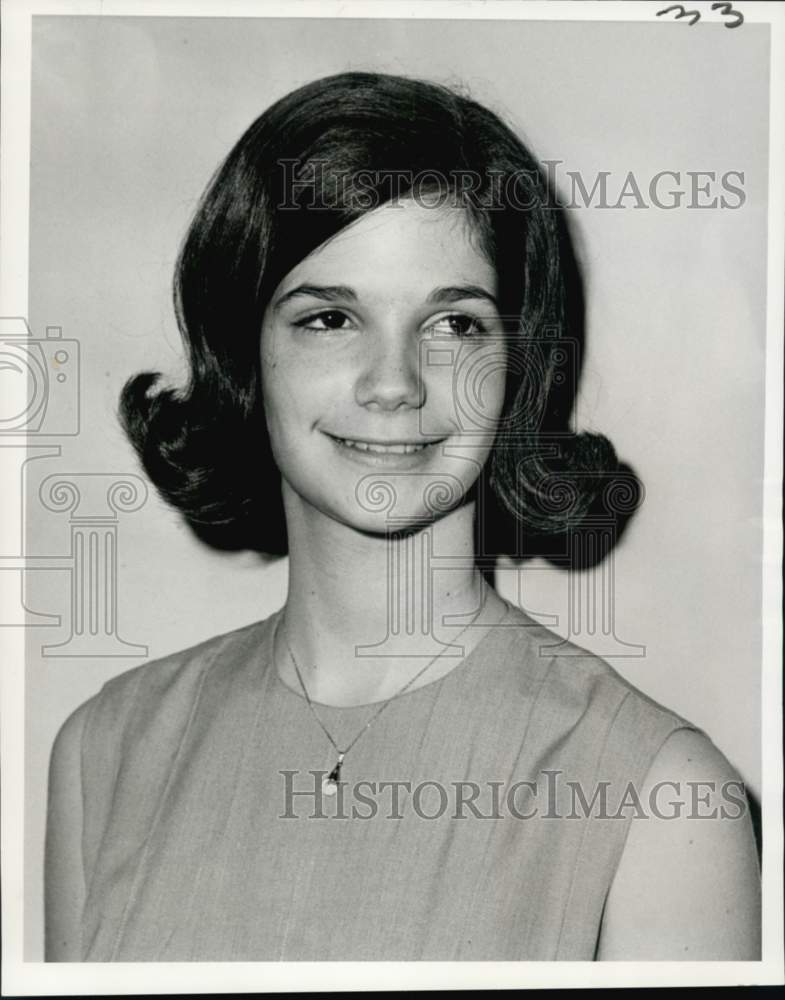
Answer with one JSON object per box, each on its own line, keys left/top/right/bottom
{"left": 260, "top": 198, "right": 508, "bottom": 533}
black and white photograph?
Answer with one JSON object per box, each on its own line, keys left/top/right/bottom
{"left": 1, "top": 0, "right": 783, "bottom": 992}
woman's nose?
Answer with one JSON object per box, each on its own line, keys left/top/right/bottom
{"left": 354, "top": 329, "right": 425, "bottom": 411}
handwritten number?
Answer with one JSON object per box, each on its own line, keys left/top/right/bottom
{"left": 656, "top": 4, "right": 701, "bottom": 25}
{"left": 711, "top": 2, "right": 744, "bottom": 27}
{"left": 656, "top": 2, "right": 744, "bottom": 26}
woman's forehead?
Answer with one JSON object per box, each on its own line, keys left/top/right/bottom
{"left": 275, "top": 200, "right": 497, "bottom": 301}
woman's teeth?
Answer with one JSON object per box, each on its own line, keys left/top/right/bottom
{"left": 334, "top": 437, "right": 432, "bottom": 454}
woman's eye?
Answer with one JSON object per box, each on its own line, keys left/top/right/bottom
{"left": 428, "top": 314, "right": 488, "bottom": 338}
{"left": 296, "top": 310, "right": 353, "bottom": 332}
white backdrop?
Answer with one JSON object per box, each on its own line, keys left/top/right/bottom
{"left": 22, "top": 14, "right": 769, "bottom": 959}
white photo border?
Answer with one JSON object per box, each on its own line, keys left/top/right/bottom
{"left": 2, "top": 0, "right": 783, "bottom": 992}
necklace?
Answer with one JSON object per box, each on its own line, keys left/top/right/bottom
{"left": 276, "top": 580, "right": 500, "bottom": 796}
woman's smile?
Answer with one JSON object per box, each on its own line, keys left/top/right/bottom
{"left": 325, "top": 430, "right": 448, "bottom": 467}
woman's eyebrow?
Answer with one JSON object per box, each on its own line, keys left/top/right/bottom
{"left": 427, "top": 285, "right": 499, "bottom": 309}
{"left": 272, "top": 284, "right": 356, "bottom": 310}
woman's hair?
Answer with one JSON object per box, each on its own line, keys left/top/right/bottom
{"left": 120, "top": 71, "right": 630, "bottom": 556}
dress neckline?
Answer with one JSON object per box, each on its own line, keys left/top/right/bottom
{"left": 268, "top": 601, "right": 515, "bottom": 713}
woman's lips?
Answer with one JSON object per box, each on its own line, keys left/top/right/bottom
{"left": 331, "top": 436, "right": 432, "bottom": 454}
{"left": 325, "top": 432, "right": 447, "bottom": 466}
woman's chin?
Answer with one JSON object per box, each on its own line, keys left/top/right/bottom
{"left": 331, "top": 494, "right": 477, "bottom": 537}
{"left": 277, "top": 446, "right": 480, "bottom": 533}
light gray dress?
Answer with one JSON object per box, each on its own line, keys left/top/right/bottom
{"left": 57, "top": 601, "right": 704, "bottom": 960}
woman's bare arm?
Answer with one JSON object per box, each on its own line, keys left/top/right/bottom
{"left": 44, "top": 703, "right": 89, "bottom": 961}
{"left": 597, "top": 728, "right": 761, "bottom": 960}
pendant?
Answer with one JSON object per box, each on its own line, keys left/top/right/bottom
{"left": 322, "top": 753, "right": 344, "bottom": 796}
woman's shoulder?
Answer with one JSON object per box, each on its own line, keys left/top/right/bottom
{"left": 499, "top": 601, "right": 702, "bottom": 743}
{"left": 60, "top": 611, "right": 279, "bottom": 750}
{"left": 104, "top": 611, "right": 274, "bottom": 693}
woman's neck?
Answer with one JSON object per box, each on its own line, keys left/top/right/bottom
{"left": 276, "top": 486, "right": 506, "bottom": 706}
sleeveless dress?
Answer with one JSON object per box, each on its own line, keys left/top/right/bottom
{"left": 63, "top": 601, "right": 703, "bottom": 961}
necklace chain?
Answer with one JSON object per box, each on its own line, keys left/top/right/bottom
{"left": 276, "top": 580, "right": 498, "bottom": 778}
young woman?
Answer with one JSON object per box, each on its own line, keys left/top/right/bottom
{"left": 45, "top": 71, "right": 761, "bottom": 962}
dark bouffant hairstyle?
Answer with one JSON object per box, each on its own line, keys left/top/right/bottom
{"left": 119, "top": 71, "right": 629, "bottom": 556}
